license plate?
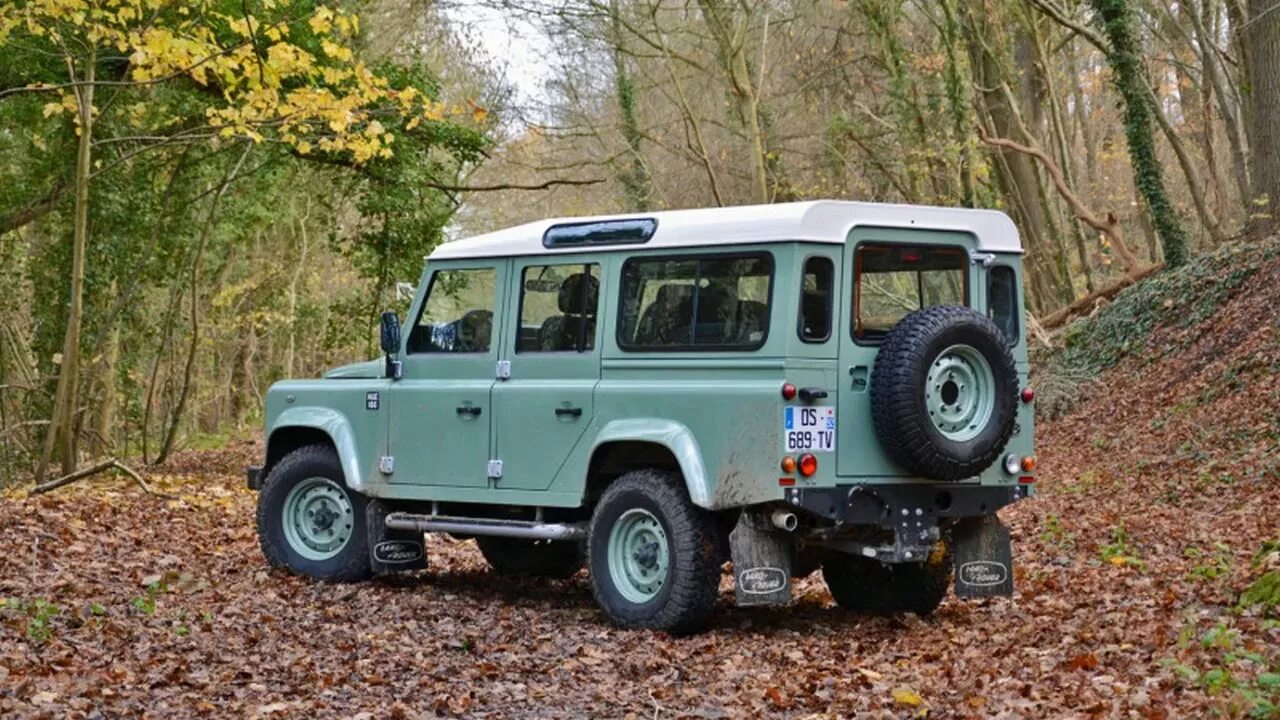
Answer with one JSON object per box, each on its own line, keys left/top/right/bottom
{"left": 783, "top": 406, "right": 836, "bottom": 452}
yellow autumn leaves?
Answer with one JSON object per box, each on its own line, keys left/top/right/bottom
{"left": 3, "top": 0, "right": 489, "bottom": 165}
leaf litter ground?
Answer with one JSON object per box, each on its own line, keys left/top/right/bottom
{"left": 2, "top": 251, "right": 1279, "bottom": 719}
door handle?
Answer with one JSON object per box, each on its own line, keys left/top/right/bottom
{"left": 456, "top": 405, "right": 482, "bottom": 417}
{"left": 555, "top": 407, "right": 584, "bottom": 418}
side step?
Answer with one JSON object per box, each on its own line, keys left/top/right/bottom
{"left": 384, "top": 512, "right": 588, "bottom": 541}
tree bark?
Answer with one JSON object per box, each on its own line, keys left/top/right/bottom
{"left": 1246, "top": 0, "right": 1280, "bottom": 229}
{"left": 697, "top": 0, "right": 771, "bottom": 203}
{"left": 610, "top": 0, "right": 651, "bottom": 211}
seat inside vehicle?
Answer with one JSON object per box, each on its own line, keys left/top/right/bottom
{"left": 537, "top": 272, "right": 599, "bottom": 351}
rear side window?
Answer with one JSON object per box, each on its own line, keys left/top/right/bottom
{"left": 618, "top": 253, "right": 773, "bottom": 350}
{"left": 799, "top": 256, "right": 834, "bottom": 342}
{"left": 407, "top": 268, "right": 497, "bottom": 353}
{"left": 854, "top": 244, "right": 967, "bottom": 340}
{"left": 517, "top": 263, "right": 601, "bottom": 353}
{"left": 988, "top": 265, "right": 1019, "bottom": 345}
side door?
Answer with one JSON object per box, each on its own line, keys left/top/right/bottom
{"left": 836, "top": 227, "right": 976, "bottom": 478}
{"left": 389, "top": 261, "right": 506, "bottom": 487}
{"left": 491, "top": 259, "right": 602, "bottom": 491}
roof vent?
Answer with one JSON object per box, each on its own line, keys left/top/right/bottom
{"left": 542, "top": 218, "right": 657, "bottom": 248}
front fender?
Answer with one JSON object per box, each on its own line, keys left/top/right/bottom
{"left": 591, "top": 418, "right": 711, "bottom": 508}
{"left": 268, "top": 407, "right": 367, "bottom": 492}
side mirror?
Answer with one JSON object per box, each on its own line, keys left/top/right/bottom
{"left": 380, "top": 311, "right": 403, "bottom": 380}
{"left": 380, "top": 311, "right": 401, "bottom": 355}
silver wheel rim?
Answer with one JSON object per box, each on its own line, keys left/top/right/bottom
{"left": 281, "top": 476, "right": 355, "bottom": 561}
{"left": 924, "top": 343, "right": 996, "bottom": 442}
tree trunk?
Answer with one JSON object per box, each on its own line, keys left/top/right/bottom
{"left": 1246, "top": 0, "right": 1280, "bottom": 229}
{"left": 940, "top": 0, "right": 976, "bottom": 207}
{"left": 37, "top": 53, "right": 94, "bottom": 483}
{"left": 963, "top": 1, "right": 1071, "bottom": 310}
{"left": 610, "top": 0, "right": 651, "bottom": 211}
{"left": 697, "top": 0, "right": 771, "bottom": 203}
{"left": 1090, "top": 0, "right": 1191, "bottom": 267}
{"left": 92, "top": 286, "right": 120, "bottom": 455}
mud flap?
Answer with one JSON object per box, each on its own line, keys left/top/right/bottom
{"left": 366, "top": 499, "right": 427, "bottom": 574}
{"left": 729, "top": 514, "right": 792, "bottom": 606}
{"left": 952, "top": 515, "right": 1013, "bottom": 598}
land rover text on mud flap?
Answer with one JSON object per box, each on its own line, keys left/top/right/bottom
{"left": 249, "top": 200, "right": 1036, "bottom": 634}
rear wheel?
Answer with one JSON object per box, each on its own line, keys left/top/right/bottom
{"left": 475, "top": 537, "right": 583, "bottom": 579}
{"left": 588, "top": 469, "right": 721, "bottom": 635}
{"left": 822, "top": 550, "right": 951, "bottom": 616}
{"left": 257, "top": 444, "right": 371, "bottom": 582}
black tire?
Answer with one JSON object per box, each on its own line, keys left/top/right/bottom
{"left": 475, "top": 537, "right": 583, "bottom": 579}
{"left": 791, "top": 546, "right": 824, "bottom": 579}
{"left": 257, "top": 444, "right": 371, "bottom": 582}
{"left": 870, "top": 305, "right": 1019, "bottom": 481}
{"left": 822, "top": 551, "right": 951, "bottom": 616}
{"left": 588, "top": 469, "right": 722, "bottom": 635}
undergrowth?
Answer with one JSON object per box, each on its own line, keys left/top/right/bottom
{"left": 1034, "top": 236, "right": 1280, "bottom": 419}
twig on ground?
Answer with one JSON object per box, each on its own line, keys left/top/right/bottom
{"left": 29, "top": 458, "right": 171, "bottom": 498}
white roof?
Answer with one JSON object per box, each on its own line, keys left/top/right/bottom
{"left": 431, "top": 200, "right": 1021, "bottom": 260}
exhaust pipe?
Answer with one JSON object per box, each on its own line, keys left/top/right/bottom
{"left": 770, "top": 509, "right": 798, "bottom": 532}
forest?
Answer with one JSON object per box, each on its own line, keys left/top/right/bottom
{"left": 1, "top": 0, "right": 1278, "bottom": 482}
{"left": 2, "top": 0, "right": 1280, "bottom": 717}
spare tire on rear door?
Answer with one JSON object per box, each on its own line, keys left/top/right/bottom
{"left": 870, "top": 305, "right": 1018, "bottom": 481}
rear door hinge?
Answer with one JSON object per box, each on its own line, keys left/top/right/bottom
{"left": 969, "top": 250, "right": 996, "bottom": 267}
{"left": 495, "top": 360, "right": 511, "bottom": 380}
{"left": 379, "top": 456, "right": 395, "bottom": 475}
{"left": 486, "top": 459, "right": 503, "bottom": 479}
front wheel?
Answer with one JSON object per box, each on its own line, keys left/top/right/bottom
{"left": 257, "top": 444, "right": 371, "bottom": 582}
{"left": 588, "top": 469, "right": 721, "bottom": 635}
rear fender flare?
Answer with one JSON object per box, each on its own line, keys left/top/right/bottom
{"left": 590, "top": 419, "right": 711, "bottom": 508}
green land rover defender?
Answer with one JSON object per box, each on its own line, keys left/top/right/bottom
{"left": 249, "top": 200, "right": 1036, "bottom": 634}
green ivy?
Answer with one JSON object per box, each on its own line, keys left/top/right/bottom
{"left": 1089, "top": 0, "right": 1190, "bottom": 267}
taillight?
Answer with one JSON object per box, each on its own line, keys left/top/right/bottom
{"left": 780, "top": 456, "right": 797, "bottom": 473}
{"left": 798, "top": 454, "right": 818, "bottom": 477}
{"left": 781, "top": 382, "right": 797, "bottom": 400}
{"left": 1021, "top": 456, "right": 1037, "bottom": 472}
{"left": 1021, "top": 387, "right": 1035, "bottom": 403}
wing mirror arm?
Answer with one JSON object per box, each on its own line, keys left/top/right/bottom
{"left": 379, "top": 311, "right": 403, "bottom": 381}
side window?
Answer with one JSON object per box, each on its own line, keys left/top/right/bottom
{"left": 618, "top": 253, "right": 773, "bottom": 351}
{"left": 517, "top": 263, "right": 601, "bottom": 353}
{"left": 799, "top": 256, "right": 834, "bottom": 342}
{"left": 988, "top": 265, "right": 1019, "bottom": 345}
{"left": 407, "top": 268, "right": 497, "bottom": 354}
{"left": 854, "top": 244, "right": 966, "bottom": 341}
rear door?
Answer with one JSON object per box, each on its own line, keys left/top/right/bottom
{"left": 491, "top": 259, "right": 602, "bottom": 491}
{"left": 836, "top": 227, "right": 977, "bottom": 478}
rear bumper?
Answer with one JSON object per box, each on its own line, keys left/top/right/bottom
{"left": 784, "top": 482, "right": 1029, "bottom": 525}
{"left": 785, "top": 482, "right": 1030, "bottom": 563}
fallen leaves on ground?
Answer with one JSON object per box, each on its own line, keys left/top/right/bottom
{"left": 1, "top": 256, "right": 1279, "bottom": 718}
